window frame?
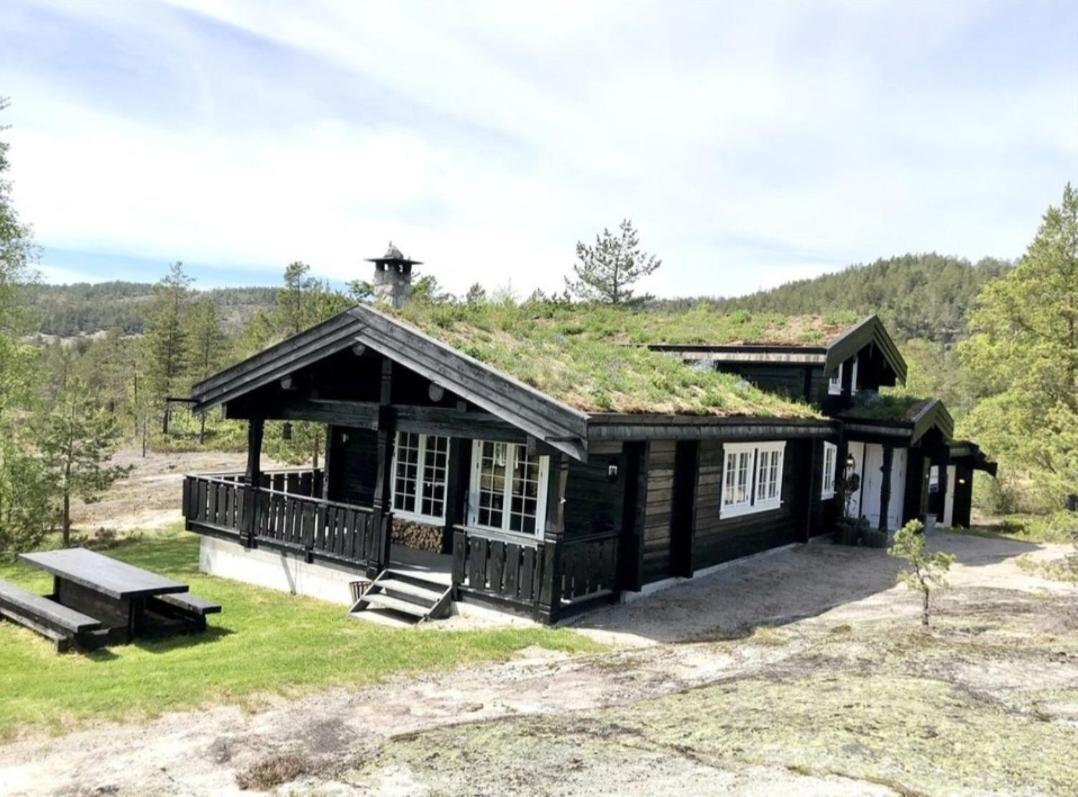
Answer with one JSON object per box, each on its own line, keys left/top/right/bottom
{"left": 828, "top": 362, "right": 844, "bottom": 396}
{"left": 720, "top": 441, "right": 786, "bottom": 519}
{"left": 821, "top": 441, "right": 837, "bottom": 499}
{"left": 467, "top": 440, "right": 550, "bottom": 539}
{"left": 850, "top": 357, "right": 859, "bottom": 396}
{"left": 390, "top": 431, "right": 450, "bottom": 525}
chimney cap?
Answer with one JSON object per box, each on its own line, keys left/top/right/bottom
{"left": 366, "top": 241, "right": 422, "bottom": 266}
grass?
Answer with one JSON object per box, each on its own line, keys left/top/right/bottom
{"left": 841, "top": 392, "right": 931, "bottom": 421}
{"left": 951, "top": 512, "right": 1077, "bottom": 545}
{"left": 389, "top": 302, "right": 827, "bottom": 417}
{"left": 0, "top": 528, "right": 600, "bottom": 740}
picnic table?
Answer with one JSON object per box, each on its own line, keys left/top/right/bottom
{"left": 18, "top": 548, "right": 197, "bottom": 644}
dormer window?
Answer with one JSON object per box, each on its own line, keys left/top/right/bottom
{"left": 828, "top": 362, "right": 844, "bottom": 396}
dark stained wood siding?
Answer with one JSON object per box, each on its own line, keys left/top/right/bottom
{"left": 327, "top": 427, "right": 378, "bottom": 506}
{"left": 642, "top": 440, "right": 677, "bottom": 582}
{"left": 691, "top": 438, "right": 811, "bottom": 570}
{"left": 564, "top": 443, "right": 625, "bottom": 540}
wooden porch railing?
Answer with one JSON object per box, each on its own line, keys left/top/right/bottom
{"left": 182, "top": 473, "right": 387, "bottom": 571}
{"left": 451, "top": 525, "right": 620, "bottom": 621}
{"left": 199, "top": 468, "right": 324, "bottom": 498}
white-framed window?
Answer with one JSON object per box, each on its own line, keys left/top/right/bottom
{"left": 850, "top": 357, "right": 859, "bottom": 395}
{"left": 721, "top": 441, "right": 786, "bottom": 518}
{"left": 468, "top": 440, "right": 549, "bottom": 537}
{"left": 828, "top": 362, "right": 844, "bottom": 396}
{"left": 821, "top": 441, "right": 837, "bottom": 499}
{"left": 391, "top": 432, "right": 449, "bottom": 524}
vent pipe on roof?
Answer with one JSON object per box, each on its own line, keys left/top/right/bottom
{"left": 366, "top": 242, "right": 422, "bottom": 309}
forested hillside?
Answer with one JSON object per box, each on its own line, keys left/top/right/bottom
{"left": 695, "top": 253, "right": 1012, "bottom": 343}
{"left": 21, "top": 281, "right": 278, "bottom": 336}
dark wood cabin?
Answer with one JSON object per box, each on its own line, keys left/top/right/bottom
{"left": 652, "top": 315, "right": 996, "bottom": 531}
{"left": 181, "top": 304, "right": 839, "bottom": 623}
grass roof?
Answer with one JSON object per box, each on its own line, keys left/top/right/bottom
{"left": 843, "top": 393, "right": 933, "bottom": 422}
{"left": 388, "top": 302, "right": 823, "bottom": 418}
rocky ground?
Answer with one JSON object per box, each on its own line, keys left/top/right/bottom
{"left": 1, "top": 533, "right": 1074, "bottom": 795}
{"left": 2, "top": 451, "right": 1075, "bottom": 795}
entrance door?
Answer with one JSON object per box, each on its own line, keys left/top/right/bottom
{"left": 887, "top": 448, "right": 907, "bottom": 530}
{"left": 860, "top": 444, "right": 884, "bottom": 528}
{"left": 846, "top": 441, "right": 866, "bottom": 519}
{"left": 943, "top": 464, "right": 956, "bottom": 526}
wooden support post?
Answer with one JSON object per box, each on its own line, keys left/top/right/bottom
{"left": 879, "top": 444, "right": 894, "bottom": 532}
{"left": 241, "top": 418, "right": 264, "bottom": 547}
{"left": 370, "top": 357, "right": 395, "bottom": 575}
{"left": 536, "top": 454, "right": 569, "bottom": 624}
{"left": 803, "top": 438, "right": 823, "bottom": 542}
{"left": 442, "top": 437, "right": 467, "bottom": 555}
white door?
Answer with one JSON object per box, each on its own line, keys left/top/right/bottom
{"left": 845, "top": 441, "right": 866, "bottom": 519}
{"left": 887, "top": 448, "right": 907, "bottom": 530}
{"left": 860, "top": 444, "right": 884, "bottom": 527}
{"left": 943, "top": 464, "right": 956, "bottom": 527}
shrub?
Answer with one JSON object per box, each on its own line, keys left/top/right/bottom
{"left": 889, "top": 519, "right": 955, "bottom": 627}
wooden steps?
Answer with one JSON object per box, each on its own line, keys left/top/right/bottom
{"left": 348, "top": 569, "right": 453, "bottom": 625}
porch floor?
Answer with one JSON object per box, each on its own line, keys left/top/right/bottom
{"left": 389, "top": 546, "right": 453, "bottom": 586}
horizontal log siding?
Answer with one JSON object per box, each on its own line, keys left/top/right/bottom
{"left": 692, "top": 438, "right": 808, "bottom": 569}
{"left": 328, "top": 427, "right": 378, "bottom": 506}
{"left": 642, "top": 440, "right": 677, "bottom": 582}
{"left": 564, "top": 447, "right": 625, "bottom": 540}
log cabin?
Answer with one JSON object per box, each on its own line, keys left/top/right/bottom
{"left": 181, "top": 246, "right": 995, "bottom": 624}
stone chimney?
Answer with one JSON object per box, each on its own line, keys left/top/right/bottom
{"left": 367, "top": 242, "right": 421, "bottom": 308}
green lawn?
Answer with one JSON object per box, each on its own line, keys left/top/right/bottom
{"left": 0, "top": 529, "right": 598, "bottom": 739}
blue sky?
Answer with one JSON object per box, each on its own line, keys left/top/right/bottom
{"left": 2, "top": 1, "right": 1075, "bottom": 296}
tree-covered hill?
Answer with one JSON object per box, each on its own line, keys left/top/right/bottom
{"left": 675, "top": 253, "right": 1012, "bottom": 344}
{"left": 20, "top": 281, "right": 278, "bottom": 336}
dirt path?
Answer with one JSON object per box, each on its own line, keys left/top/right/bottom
{"left": 70, "top": 449, "right": 279, "bottom": 532}
{"left": 1, "top": 531, "right": 1074, "bottom": 796}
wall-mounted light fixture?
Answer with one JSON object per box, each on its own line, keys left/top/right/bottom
{"left": 845, "top": 453, "right": 856, "bottom": 472}
{"left": 607, "top": 459, "right": 620, "bottom": 482}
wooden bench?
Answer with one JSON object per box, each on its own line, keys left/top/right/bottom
{"left": 147, "top": 592, "right": 222, "bottom": 632}
{"left": 0, "top": 578, "right": 108, "bottom": 653}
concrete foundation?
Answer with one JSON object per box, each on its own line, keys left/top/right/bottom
{"left": 199, "top": 536, "right": 362, "bottom": 606}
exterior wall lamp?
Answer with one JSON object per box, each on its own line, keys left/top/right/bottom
{"left": 607, "top": 459, "right": 620, "bottom": 482}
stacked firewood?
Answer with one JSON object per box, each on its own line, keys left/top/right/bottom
{"left": 391, "top": 519, "right": 443, "bottom": 553}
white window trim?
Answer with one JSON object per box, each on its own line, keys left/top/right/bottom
{"left": 390, "top": 432, "right": 449, "bottom": 525}
{"left": 467, "top": 440, "right": 550, "bottom": 539}
{"left": 828, "top": 362, "right": 844, "bottom": 396}
{"left": 850, "top": 357, "right": 859, "bottom": 396}
{"left": 821, "top": 441, "right": 837, "bottom": 499}
{"left": 720, "top": 441, "right": 786, "bottom": 519}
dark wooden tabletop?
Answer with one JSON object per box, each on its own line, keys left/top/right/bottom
{"left": 18, "top": 548, "right": 189, "bottom": 600}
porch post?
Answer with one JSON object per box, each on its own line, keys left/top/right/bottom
{"left": 536, "top": 454, "right": 569, "bottom": 625}
{"left": 241, "top": 417, "right": 264, "bottom": 547}
{"left": 370, "top": 357, "right": 395, "bottom": 575}
{"left": 879, "top": 444, "right": 893, "bottom": 532}
{"left": 442, "top": 437, "right": 467, "bottom": 554}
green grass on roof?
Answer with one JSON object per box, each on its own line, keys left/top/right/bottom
{"left": 844, "top": 393, "right": 932, "bottom": 422}
{"left": 388, "top": 302, "right": 823, "bottom": 418}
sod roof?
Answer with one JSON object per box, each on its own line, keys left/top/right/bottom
{"left": 388, "top": 303, "right": 827, "bottom": 418}
{"left": 842, "top": 394, "right": 933, "bottom": 422}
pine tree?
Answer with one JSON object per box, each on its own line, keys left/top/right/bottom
{"left": 565, "top": 219, "right": 661, "bottom": 305}
{"left": 142, "top": 262, "right": 192, "bottom": 435}
{"left": 959, "top": 184, "right": 1078, "bottom": 508}
{"left": 186, "top": 298, "right": 227, "bottom": 443}
{"left": 38, "top": 386, "right": 130, "bottom": 547}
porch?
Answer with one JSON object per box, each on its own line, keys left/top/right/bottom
{"left": 182, "top": 468, "right": 620, "bottom": 623}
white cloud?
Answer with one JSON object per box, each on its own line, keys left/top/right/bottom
{"left": 2, "top": 0, "right": 1075, "bottom": 296}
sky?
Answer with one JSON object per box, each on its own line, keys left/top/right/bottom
{"left": 1, "top": 1, "right": 1076, "bottom": 297}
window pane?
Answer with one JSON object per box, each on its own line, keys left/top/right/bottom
{"left": 393, "top": 432, "right": 421, "bottom": 513}
{"left": 509, "top": 445, "right": 541, "bottom": 535}
{"left": 420, "top": 435, "right": 449, "bottom": 518}
{"left": 476, "top": 441, "right": 506, "bottom": 529}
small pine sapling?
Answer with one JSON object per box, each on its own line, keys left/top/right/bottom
{"left": 888, "top": 519, "right": 954, "bottom": 627}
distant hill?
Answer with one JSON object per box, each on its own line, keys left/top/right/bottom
{"left": 662, "top": 253, "right": 1012, "bottom": 343}
{"left": 21, "top": 281, "right": 278, "bottom": 336}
